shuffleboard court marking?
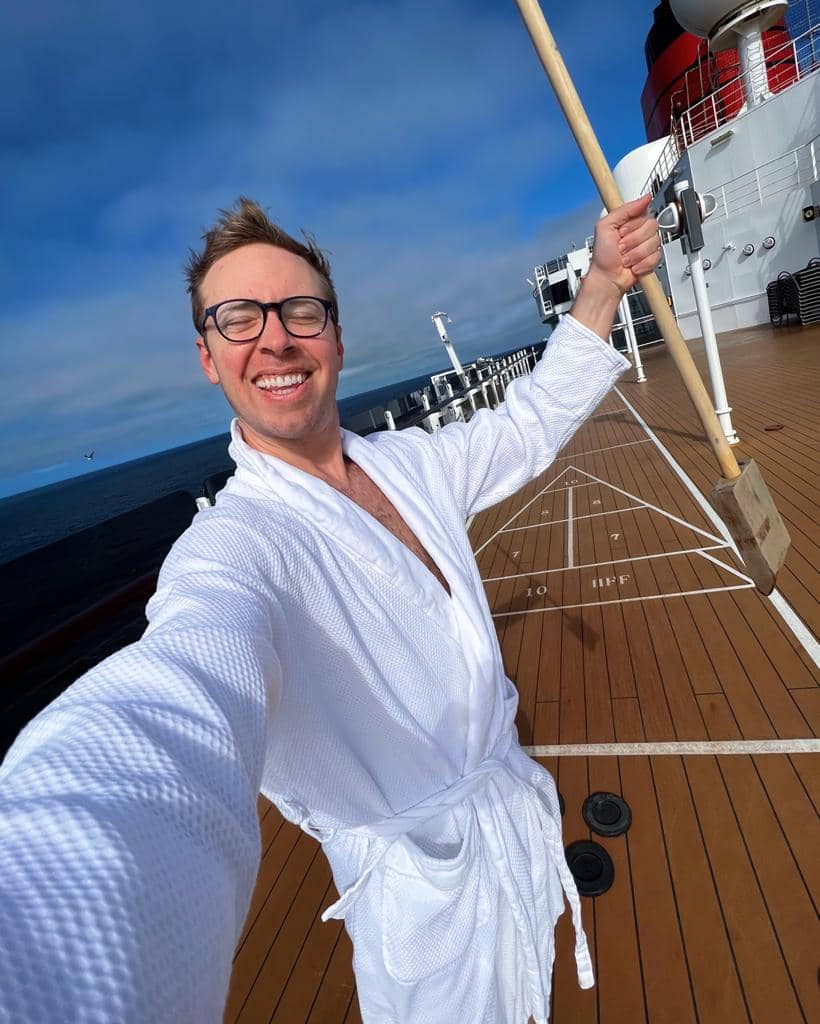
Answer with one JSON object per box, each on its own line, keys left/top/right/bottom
{"left": 500, "top": 505, "right": 645, "bottom": 533}
{"left": 491, "top": 582, "right": 755, "bottom": 618}
{"left": 564, "top": 466, "right": 725, "bottom": 545}
{"left": 544, "top": 478, "right": 598, "bottom": 493}
{"left": 474, "top": 466, "right": 573, "bottom": 556}
{"left": 522, "top": 739, "right": 820, "bottom": 757}
{"left": 566, "top": 486, "right": 574, "bottom": 568}
{"left": 551, "top": 438, "right": 652, "bottom": 462}
{"left": 614, "top": 386, "right": 820, "bottom": 669}
{"left": 483, "top": 544, "right": 730, "bottom": 583}
{"left": 482, "top": 459, "right": 755, "bottom": 611}
{"left": 697, "top": 548, "right": 754, "bottom": 584}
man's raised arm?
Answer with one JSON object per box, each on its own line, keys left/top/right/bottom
{"left": 426, "top": 196, "right": 660, "bottom": 519}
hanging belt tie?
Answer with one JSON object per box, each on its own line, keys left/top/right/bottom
{"left": 321, "top": 733, "right": 593, "bottom": 991}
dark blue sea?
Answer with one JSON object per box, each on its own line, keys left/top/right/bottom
{"left": 0, "top": 372, "right": 434, "bottom": 566}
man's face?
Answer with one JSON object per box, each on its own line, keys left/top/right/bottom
{"left": 196, "top": 243, "right": 344, "bottom": 455}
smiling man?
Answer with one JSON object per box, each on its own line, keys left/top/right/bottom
{"left": 0, "top": 196, "right": 660, "bottom": 1023}
{"left": 194, "top": 239, "right": 345, "bottom": 464}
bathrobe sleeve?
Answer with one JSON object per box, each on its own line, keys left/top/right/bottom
{"left": 427, "top": 313, "right": 630, "bottom": 518}
{"left": 0, "top": 517, "right": 282, "bottom": 1023}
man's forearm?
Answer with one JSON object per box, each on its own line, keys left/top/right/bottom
{"left": 569, "top": 266, "right": 624, "bottom": 343}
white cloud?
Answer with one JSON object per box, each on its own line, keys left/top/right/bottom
{"left": 1, "top": 0, "right": 652, "bottom": 495}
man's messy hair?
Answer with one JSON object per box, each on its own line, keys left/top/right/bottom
{"left": 185, "top": 196, "right": 338, "bottom": 332}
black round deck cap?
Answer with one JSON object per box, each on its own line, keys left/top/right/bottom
{"left": 558, "top": 791, "right": 565, "bottom": 816}
{"left": 565, "top": 840, "right": 614, "bottom": 897}
{"left": 582, "top": 791, "right": 632, "bottom": 837}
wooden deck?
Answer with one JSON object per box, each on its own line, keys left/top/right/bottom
{"left": 225, "top": 323, "right": 819, "bottom": 1023}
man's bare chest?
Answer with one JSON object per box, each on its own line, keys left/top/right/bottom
{"left": 342, "top": 463, "right": 451, "bottom": 596}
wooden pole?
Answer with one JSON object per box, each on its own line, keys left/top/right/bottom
{"left": 514, "top": 0, "right": 740, "bottom": 480}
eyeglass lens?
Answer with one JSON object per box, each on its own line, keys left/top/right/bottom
{"left": 215, "top": 298, "right": 328, "bottom": 340}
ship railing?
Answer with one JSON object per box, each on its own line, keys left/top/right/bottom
{"left": 676, "top": 22, "right": 820, "bottom": 150}
{"left": 642, "top": 20, "right": 820, "bottom": 196}
{"left": 704, "top": 134, "right": 820, "bottom": 222}
{"left": 533, "top": 265, "right": 553, "bottom": 319}
{"left": 642, "top": 133, "right": 681, "bottom": 198}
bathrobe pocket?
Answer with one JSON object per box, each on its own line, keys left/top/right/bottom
{"left": 380, "top": 807, "right": 485, "bottom": 983}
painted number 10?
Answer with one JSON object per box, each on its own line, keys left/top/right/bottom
{"left": 526, "top": 585, "right": 548, "bottom": 596}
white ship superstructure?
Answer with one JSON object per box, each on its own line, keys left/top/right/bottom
{"left": 532, "top": 0, "right": 820, "bottom": 342}
{"left": 647, "top": 0, "right": 820, "bottom": 337}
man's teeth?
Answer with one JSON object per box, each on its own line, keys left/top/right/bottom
{"left": 256, "top": 373, "right": 308, "bottom": 390}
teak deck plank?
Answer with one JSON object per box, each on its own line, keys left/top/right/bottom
{"left": 613, "top": 758, "right": 697, "bottom": 1024}
{"left": 306, "top": 927, "right": 356, "bottom": 1023}
{"left": 717, "top": 756, "right": 819, "bottom": 1019}
{"left": 649, "top": 757, "right": 749, "bottom": 1023}
{"left": 586, "top": 757, "right": 645, "bottom": 1023}
{"left": 754, "top": 754, "right": 820, "bottom": 908}
{"left": 236, "top": 853, "right": 334, "bottom": 1022}
{"left": 684, "top": 756, "right": 805, "bottom": 1022}
{"left": 552, "top": 757, "right": 598, "bottom": 1023}
{"left": 225, "top": 831, "right": 321, "bottom": 1019}
{"left": 268, "top": 880, "right": 342, "bottom": 1023}
{"left": 228, "top": 323, "right": 818, "bottom": 1023}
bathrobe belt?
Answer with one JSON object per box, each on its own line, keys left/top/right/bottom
{"left": 321, "top": 731, "right": 594, "bottom": 990}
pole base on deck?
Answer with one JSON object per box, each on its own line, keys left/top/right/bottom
{"left": 710, "top": 458, "right": 790, "bottom": 595}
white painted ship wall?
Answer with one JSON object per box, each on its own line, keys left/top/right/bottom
{"left": 664, "top": 70, "right": 820, "bottom": 337}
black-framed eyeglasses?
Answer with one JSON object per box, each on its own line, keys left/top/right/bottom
{"left": 201, "top": 296, "right": 336, "bottom": 343}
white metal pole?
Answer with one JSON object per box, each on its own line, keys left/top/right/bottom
{"left": 619, "top": 293, "right": 647, "bottom": 383}
{"left": 431, "top": 312, "right": 469, "bottom": 388}
{"left": 686, "top": 248, "right": 739, "bottom": 444}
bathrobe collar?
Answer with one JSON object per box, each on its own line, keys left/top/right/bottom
{"left": 226, "top": 420, "right": 471, "bottom": 630}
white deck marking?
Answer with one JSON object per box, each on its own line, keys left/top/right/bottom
{"left": 544, "top": 478, "right": 598, "bottom": 493}
{"left": 483, "top": 544, "right": 729, "bottom": 583}
{"left": 615, "top": 386, "right": 820, "bottom": 668}
{"left": 566, "top": 487, "right": 574, "bottom": 567}
{"left": 474, "top": 466, "right": 572, "bottom": 556}
{"left": 566, "top": 465, "right": 726, "bottom": 545}
{"left": 499, "top": 505, "right": 646, "bottom": 536}
{"left": 697, "top": 548, "right": 754, "bottom": 584}
{"left": 491, "top": 583, "right": 754, "bottom": 617}
{"left": 522, "top": 739, "right": 820, "bottom": 757}
{"left": 552, "top": 438, "right": 651, "bottom": 462}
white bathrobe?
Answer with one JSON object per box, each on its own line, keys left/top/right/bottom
{"left": 0, "top": 315, "right": 628, "bottom": 1023}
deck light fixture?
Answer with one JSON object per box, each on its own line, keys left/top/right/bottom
{"left": 709, "top": 128, "right": 735, "bottom": 146}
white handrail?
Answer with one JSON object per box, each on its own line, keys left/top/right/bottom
{"left": 642, "top": 20, "right": 820, "bottom": 196}
{"left": 704, "top": 135, "right": 820, "bottom": 221}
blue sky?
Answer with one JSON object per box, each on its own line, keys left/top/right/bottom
{"left": 1, "top": 0, "right": 656, "bottom": 497}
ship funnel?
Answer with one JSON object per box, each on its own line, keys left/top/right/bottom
{"left": 670, "top": 0, "right": 789, "bottom": 106}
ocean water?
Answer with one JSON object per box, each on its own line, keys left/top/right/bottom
{"left": 0, "top": 372, "right": 434, "bottom": 566}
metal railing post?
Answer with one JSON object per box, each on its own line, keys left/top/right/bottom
{"left": 687, "top": 248, "right": 739, "bottom": 445}
{"left": 620, "top": 294, "right": 646, "bottom": 383}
